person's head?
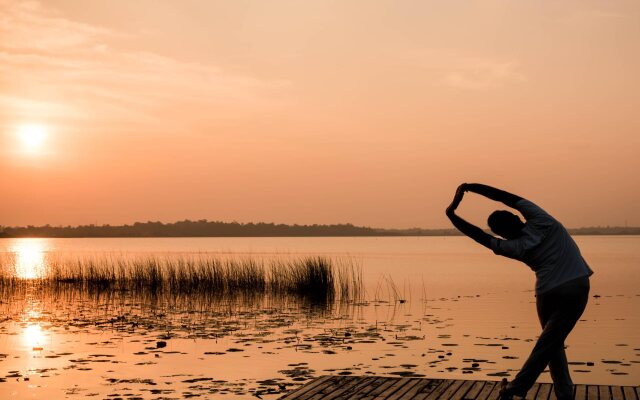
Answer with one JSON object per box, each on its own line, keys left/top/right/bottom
{"left": 488, "top": 210, "right": 525, "bottom": 239}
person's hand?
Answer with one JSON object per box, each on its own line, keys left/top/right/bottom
{"left": 446, "top": 200, "right": 460, "bottom": 216}
{"left": 454, "top": 183, "right": 468, "bottom": 203}
{"left": 446, "top": 184, "right": 466, "bottom": 216}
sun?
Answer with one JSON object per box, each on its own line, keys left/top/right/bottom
{"left": 17, "top": 123, "right": 48, "bottom": 153}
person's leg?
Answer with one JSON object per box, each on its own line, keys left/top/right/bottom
{"left": 534, "top": 290, "right": 575, "bottom": 400}
{"left": 548, "top": 279, "right": 589, "bottom": 400}
{"left": 502, "top": 292, "right": 564, "bottom": 397}
{"left": 503, "top": 277, "right": 589, "bottom": 399}
{"left": 548, "top": 347, "right": 574, "bottom": 400}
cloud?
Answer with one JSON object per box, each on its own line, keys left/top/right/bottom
{"left": 443, "top": 60, "right": 525, "bottom": 90}
{"left": 558, "top": 8, "right": 627, "bottom": 27}
{"left": 0, "top": 1, "right": 291, "bottom": 132}
{"left": 402, "top": 46, "right": 526, "bottom": 91}
{"left": 0, "top": 0, "right": 117, "bottom": 51}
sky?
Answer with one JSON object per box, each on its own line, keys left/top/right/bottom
{"left": 1, "top": 0, "right": 639, "bottom": 229}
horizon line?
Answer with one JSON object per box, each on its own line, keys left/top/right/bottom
{"left": 1, "top": 219, "right": 639, "bottom": 234}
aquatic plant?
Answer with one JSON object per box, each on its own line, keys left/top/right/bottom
{"left": 0, "top": 253, "right": 362, "bottom": 304}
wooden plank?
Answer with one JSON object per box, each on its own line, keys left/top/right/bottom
{"left": 369, "top": 377, "right": 415, "bottom": 400}
{"left": 393, "top": 378, "right": 442, "bottom": 400}
{"left": 414, "top": 379, "right": 455, "bottom": 400}
{"left": 304, "top": 376, "right": 353, "bottom": 400}
{"left": 587, "top": 385, "right": 600, "bottom": 400}
{"left": 599, "top": 386, "right": 612, "bottom": 400}
{"left": 281, "top": 378, "right": 638, "bottom": 400}
{"left": 323, "top": 376, "right": 379, "bottom": 400}
{"left": 464, "top": 381, "right": 486, "bottom": 400}
{"left": 431, "top": 380, "right": 465, "bottom": 400}
{"left": 575, "top": 385, "right": 587, "bottom": 400}
{"left": 360, "top": 378, "right": 402, "bottom": 400}
{"left": 485, "top": 380, "right": 504, "bottom": 400}
{"left": 386, "top": 379, "right": 422, "bottom": 400}
{"left": 525, "top": 383, "right": 541, "bottom": 400}
{"left": 349, "top": 377, "right": 396, "bottom": 400}
{"left": 308, "top": 376, "right": 360, "bottom": 400}
{"left": 325, "top": 377, "right": 378, "bottom": 400}
{"left": 475, "top": 381, "right": 496, "bottom": 400}
{"left": 537, "top": 384, "right": 552, "bottom": 400}
{"left": 622, "top": 387, "right": 638, "bottom": 400}
{"left": 279, "top": 375, "right": 334, "bottom": 400}
{"left": 451, "top": 380, "right": 476, "bottom": 400}
{"left": 610, "top": 386, "right": 623, "bottom": 400}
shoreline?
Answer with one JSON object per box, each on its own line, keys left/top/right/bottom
{"left": 2, "top": 233, "right": 640, "bottom": 239}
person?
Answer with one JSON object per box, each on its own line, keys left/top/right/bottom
{"left": 445, "top": 183, "right": 593, "bottom": 400}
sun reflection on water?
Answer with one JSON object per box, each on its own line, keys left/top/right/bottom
{"left": 11, "top": 238, "right": 49, "bottom": 279}
{"left": 18, "top": 300, "right": 48, "bottom": 352}
{"left": 23, "top": 324, "right": 45, "bottom": 350}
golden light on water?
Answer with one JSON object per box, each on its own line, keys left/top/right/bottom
{"left": 22, "top": 324, "right": 45, "bottom": 350}
{"left": 12, "top": 238, "right": 48, "bottom": 279}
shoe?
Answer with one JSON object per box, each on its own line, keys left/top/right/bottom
{"left": 499, "top": 378, "right": 513, "bottom": 400}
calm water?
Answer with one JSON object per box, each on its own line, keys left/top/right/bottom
{"left": 0, "top": 236, "right": 638, "bottom": 398}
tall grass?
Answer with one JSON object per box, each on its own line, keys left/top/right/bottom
{"left": 0, "top": 254, "right": 362, "bottom": 304}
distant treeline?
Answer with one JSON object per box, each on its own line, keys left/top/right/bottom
{"left": 0, "top": 220, "right": 638, "bottom": 238}
{"left": 0, "top": 221, "right": 392, "bottom": 238}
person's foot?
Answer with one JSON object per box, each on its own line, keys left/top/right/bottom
{"left": 554, "top": 385, "right": 575, "bottom": 400}
{"left": 499, "top": 378, "right": 513, "bottom": 400}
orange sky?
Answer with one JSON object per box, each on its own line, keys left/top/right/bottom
{"left": 1, "top": 0, "right": 639, "bottom": 229}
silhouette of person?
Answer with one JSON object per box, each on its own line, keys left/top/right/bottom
{"left": 446, "top": 183, "right": 593, "bottom": 400}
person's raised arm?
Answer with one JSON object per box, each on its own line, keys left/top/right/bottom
{"left": 463, "top": 183, "right": 523, "bottom": 209}
{"left": 446, "top": 186, "right": 494, "bottom": 249}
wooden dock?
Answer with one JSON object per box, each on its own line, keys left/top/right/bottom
{"left": 279, "top": 376, "right": 639, "bottom": 400}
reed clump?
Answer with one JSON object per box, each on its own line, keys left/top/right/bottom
{"left": 270, "top": 257, "right": 334, "bottom": 299}
{"left": 0, "top": 254, "right": 362, "bottom": 303}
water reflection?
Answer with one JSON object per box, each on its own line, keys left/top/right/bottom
{"left": 23, "top": 324, "right": 45, "bottom": 350}
{"left": 11, "top": 238, "right": 48, "bottom": 279}
{"left": 19, "top": 298, "right": 47, "bottom": 352}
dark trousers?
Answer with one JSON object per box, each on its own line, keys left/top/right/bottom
{"left": 506, "top": 276, "right": 590, "bottom": 400}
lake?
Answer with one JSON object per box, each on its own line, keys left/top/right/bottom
{"left": 0, "top": 236, "right": 638, "bottom": 398}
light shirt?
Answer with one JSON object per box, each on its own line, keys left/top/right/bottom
{"left": 489, "top": 199, "right": 593, "bottom": 295}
